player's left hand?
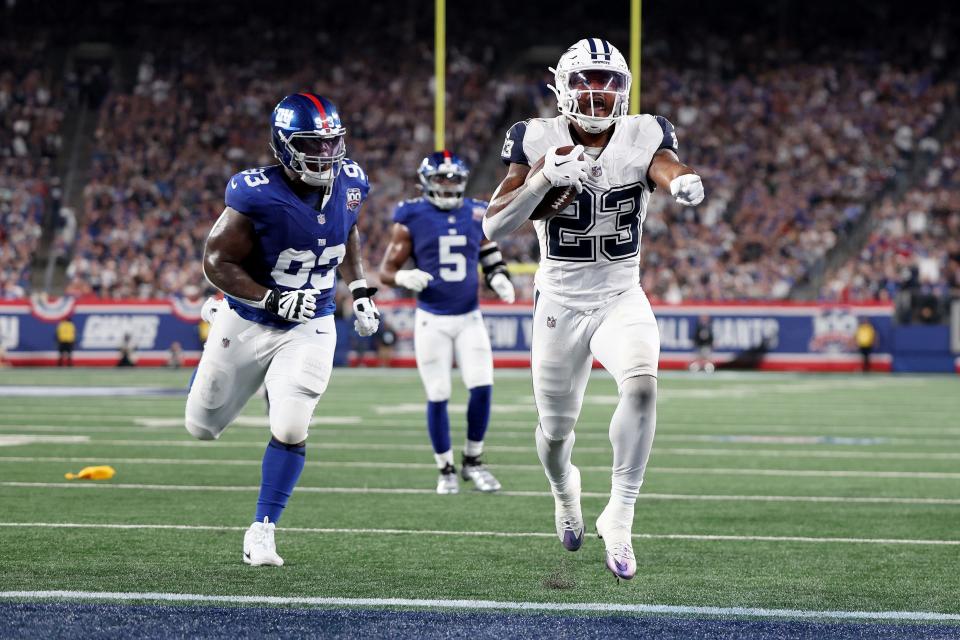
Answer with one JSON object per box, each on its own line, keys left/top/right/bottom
{"left": 489, "top": 272, "right": 515, "bottom": 304}
{"left": 352, "top": 288, "right": 380, "bottom": 337}
{"left": 670, "top": 174, "right": 705, "bottom": 206}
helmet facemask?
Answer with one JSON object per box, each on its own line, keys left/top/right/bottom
{"left": 275, "top": 130, "right": 346, "bottom": 190}
{"left": 549, "top": 67, "right": 630, "bottom": 134}
{"left": 419, "top": 167, "right": 468, "bottom": 210}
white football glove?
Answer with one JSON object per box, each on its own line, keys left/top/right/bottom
{"left": 394, "top": 269, "right": 434, "bottom": 292}
{"left": 489, "top": 272, "right": 515, "bottom": 304}
{"left": 199, "top": 296, "right": 222, "bottom": 324}
{"left": 353, "top": 295, "right": 380, "bottom": 337}
{"left": 670, "top": 174, "right": 705, "bottom": 206}
{"left": 541, "top": 145, "right": 588, "bottom": 193}
{"left": 264, "top": 289, "right": 318, "bottom": 324}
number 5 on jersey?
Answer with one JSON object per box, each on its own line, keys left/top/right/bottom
{"left": 438, "top": 235, "right": 467, "bottom": 282}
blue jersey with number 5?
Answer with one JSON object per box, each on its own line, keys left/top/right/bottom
{"left": 393, "top": 197, "right": 487, "bottom": 315}
{"left": 223, "top": 161, "right": 369, "bottom": 329}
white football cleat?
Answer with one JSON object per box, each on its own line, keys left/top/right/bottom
{"left": 437, "top": 464, "right": 459, "bottom": 495}
{"left": 595, "top": 507, "right": 637, "bottom": 580}
{"left": 461, "top": 456, "right": 501, "bottom": 492}
{"left": 551, "top": 465, "right": 584, "bottom": 551}
{"left": 243, "top": 517, "right": 284, "bottom": 567}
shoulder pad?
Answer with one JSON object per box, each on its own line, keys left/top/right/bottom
{"left": 501, "top": 120, "right": 531, "bottom": 166}
{"left": 224, "top": 167, "right": 275, "bottom": 214}
{"left": 653, "top": 115, "right": 679, "bottom": 154}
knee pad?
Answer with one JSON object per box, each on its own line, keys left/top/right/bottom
{"left": 190, "top": 364, "right": 233, "bottom": 410}
{"left": 620, "top": 375, "right": 657, "bottom": 411}
{"left": 268, "top": 390, "right": 317, "bottom": 445}
{"left": 538, "top": 415, "right": 576, "bottom": 442}
{"left": 184, "top": 417, "right": 220, "bottom": 441}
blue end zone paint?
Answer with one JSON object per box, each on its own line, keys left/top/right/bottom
{"left": 2, "top": 603, "right": 958, "bottom": 640}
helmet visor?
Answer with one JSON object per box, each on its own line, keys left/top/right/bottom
{"left": 567, "top": 70, "right": 628, "bottom": 92}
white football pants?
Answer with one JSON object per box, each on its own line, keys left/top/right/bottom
{"left": 532, "top": 286, "right": 660, "bottom": 500}
{"left": 414, "top": 307, "right": 494, "bottom": 402}
{"left": 184, "top": 304, "right": 336, "bottom": 445}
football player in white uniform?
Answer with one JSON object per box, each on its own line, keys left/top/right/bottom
{"left": 483, "top": 38, "right": 704, "bottom": 580}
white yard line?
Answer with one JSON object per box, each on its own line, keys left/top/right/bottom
{"left": 2, "top": 480, "right": 959, "bottom": 506}
{"left": 7, "top": 434, "right": 960, "bottom": 456}
{"left": 4, "top": 418, "right": 960, "bottom": 439}
{"left": 0, "top": 589, "right": 957, "bottom": 622}
{"left": 0, "top": 523, "right": 959, "bottom": 550}
{"left": 1, "top": 455, "right": 958, "bottom": 480}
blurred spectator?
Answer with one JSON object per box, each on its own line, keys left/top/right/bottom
{"left": 167, "top": 341, "right": 184, "bottom": 368}
{"left": 375, "top": 320, "right": 398, "bottom": 367}
{"left": 855, "top": 317, "right": 876, "bottom": 373}
{"left": 117, "top": 333, "right": 136, "bottom": 367}
{"left": 690, "top": 314, "right": 715, "bottom": 372}
{"left": 56, "top": 315, "right": 76, "bottom": 367}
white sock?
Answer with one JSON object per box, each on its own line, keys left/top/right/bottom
{"left": 607, "top": 375, "right": 657, "bottom": 526}
{"left": 434, "top": 449, "right": 454, "bottom": 470}
{"left": 536, "top": 422, "right": 576, "bottom": 494}
{"left": 464, "top": 439, "right": 484, "bottom": 457}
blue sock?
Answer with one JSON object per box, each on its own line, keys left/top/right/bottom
{"left": 426, "top": 400, "right": 451, "bottom": 454}
{"left": 467, "top": 385, "right": 492, "bottom": 443}
{"left": 254, "top": 437, "right": 306, "bottom": 525}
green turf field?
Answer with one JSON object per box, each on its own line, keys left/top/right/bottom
{"left": 0, "top": 368, "right": 958, "bottom": 617}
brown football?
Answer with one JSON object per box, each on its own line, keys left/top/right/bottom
{"left": 526, "top": 145, "right": 581, "bottom": 220}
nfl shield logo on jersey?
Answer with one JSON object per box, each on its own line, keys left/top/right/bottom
{"left": 591, "top": 165, "right": 602, "bottom": 178}
{"left": 346, "top": 188, "right": 362, "bottom": 211}
{"left": 316, "top": 213, "right": 326, "bottom": 225}
{"left": 546, "top": 316, "right": 557, "bottom": 329}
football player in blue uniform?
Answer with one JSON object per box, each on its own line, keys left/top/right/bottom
{"left": 184, "top": 93, "right": 380, "bottom": 566}
{"left": 379, "top": 151, "right": 515, "bottom": 494}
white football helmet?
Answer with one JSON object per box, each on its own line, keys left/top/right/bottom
{"left": 548, "top": 38, "right": 632, "bottom": 134}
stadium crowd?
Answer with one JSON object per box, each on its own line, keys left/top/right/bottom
{"left": 3, "top": 2, "right": 958, "bottom": 314}
{"left": 62, "top": 7, "right": 508, "bottom": 299}
{"left": 0, "top": 35, "right": 63, "bottom": 299}
{"left": 822, "top": 128, "right": 960, "bottom": 321}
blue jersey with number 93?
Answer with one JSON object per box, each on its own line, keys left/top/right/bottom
{"left": 223, "top": 161, "right": 369, "bottom": 329}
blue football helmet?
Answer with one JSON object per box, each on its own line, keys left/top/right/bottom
{"left": 270, "top": 92, "right": 346, "bottom": 190}
{"left": 418, "top": 150, "right": 469, "bottom": 210}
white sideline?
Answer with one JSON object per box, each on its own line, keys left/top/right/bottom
{"left": 3, "top": 480, "right": 960, "bottom": 506}
{"left": 1, "top": 521, "right": 959, "bottom": 547}
{"left": 2, "top": 455, "right": 960, "bottom": 480}
{"left": 0, "top": 590, "right": 959, "bottom": 623}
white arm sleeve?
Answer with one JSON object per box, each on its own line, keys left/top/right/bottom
{"left": 482, "top": 172, "right": 551, "bottom": 242}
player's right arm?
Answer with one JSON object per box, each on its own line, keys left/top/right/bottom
{"left": 203, "top": 206, "right": 317, "bottom": 323}
{"left": 483, "top": 122, "right": 586, "bottom": 241}
{"left": 378, "top": 222, "right": 433, "bottom": 292}
{"left": 203, "top": 207, "right": 267, "bottom": 303}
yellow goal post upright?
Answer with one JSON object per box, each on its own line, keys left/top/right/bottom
{"left": 630, "top": 0, "right": 641, "bottom": 114}
{"left": 434, "top": 0, "right": 446, "bottom": 151}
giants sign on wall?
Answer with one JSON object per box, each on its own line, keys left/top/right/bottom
{"left": 0, "top": 296, "right": 896, "bottom": 372}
